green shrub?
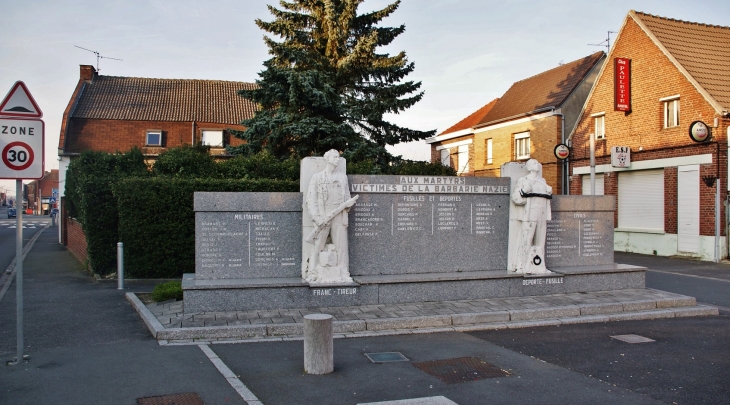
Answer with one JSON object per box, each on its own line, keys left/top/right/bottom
{"left": 218, "top": 150, "right": 299, "bottom": 180}
{"left": 114, "top": 177, "right": 299, "bottom": 278}
{"left": 151, "top": 281, "right": 183, "bottom": 302}
{"left": 151, "top": 143, "right": 218, "bottom": 178}
{"left": 64, "top": 148, "right": 149, "bottom": 275}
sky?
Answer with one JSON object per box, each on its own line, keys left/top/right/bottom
{"left": 1, "top": 0, "right": 728, "bottom": 192}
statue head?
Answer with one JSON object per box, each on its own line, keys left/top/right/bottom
{"left": 324, "top": 149, "right": 340, "bottom": 166}
{"left": 526, "top": 159, "right": 541, "bottom": 173}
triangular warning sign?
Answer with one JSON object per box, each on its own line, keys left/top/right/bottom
{"left": 0, "top": 81, "right": 42, "bottom": 118}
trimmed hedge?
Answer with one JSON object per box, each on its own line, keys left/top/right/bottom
{"left": 114, "top": 177, "right": 298, "bottom": 278}
{"left": 64, "top": 149, "right": 149, "bottom": 274}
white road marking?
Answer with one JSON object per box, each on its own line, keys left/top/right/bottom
{"left": 358, "top": 397, "right": 459, "bottom": 405}
{"left": 199, "top": 344, "right": 263, "bottom": 405}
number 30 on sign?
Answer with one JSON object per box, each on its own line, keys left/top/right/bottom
{"left": 0, "top": 119, "right": 44, "bottom": 179}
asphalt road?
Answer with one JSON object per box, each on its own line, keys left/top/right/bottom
{"left": 0, "top": 230, "right": 728, "bottom": 404}
{"left": 616, "top": 251, "right": 730, "bottom": 310}
{"left": 0, "top": 229, "right": 247, "bottom": 405}
{"left": 468, "top": 315, "right": 730, "bottom": 405}
{"left": 0, "top": 206, "right": 48, "bottom": 273}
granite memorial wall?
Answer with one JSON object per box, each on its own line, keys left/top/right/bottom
{"left": 347, "top": 175, "right": 510, "bottom": 275}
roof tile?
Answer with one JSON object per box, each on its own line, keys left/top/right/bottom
{"left": 633, "top": 11, "right": 730, "bottom": 110}
{"left": 478, "top": 52, "right": 605, "bottom": 126}
{"left": 440, "top": 98, "right": 499, "bottom": 135}
{"left": 71, "top": 76, "right": 258, "bottom": 124}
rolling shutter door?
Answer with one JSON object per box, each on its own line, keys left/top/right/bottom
{"left": 618, "top": 169, "right": 664, "bottom": 231}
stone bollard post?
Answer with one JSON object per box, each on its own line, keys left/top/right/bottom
{"left": 303, "top": 314, "right": 333, "bottom": 374}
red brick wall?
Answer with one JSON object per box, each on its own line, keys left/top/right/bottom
{"left": 665, "top": 167, "right": 678, "bottom": 234}
{"left": 570, "top": 16, "right": 728, "bottom": 236}
{"left": 64, "top": 216, "right": 90, "bottom": 272}
{"left": 64, "top": 119, "right": 247, "bottom": 155}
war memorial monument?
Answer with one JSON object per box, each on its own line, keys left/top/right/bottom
{"left": 183, "top": 152, "right": 640, "bottom": 313}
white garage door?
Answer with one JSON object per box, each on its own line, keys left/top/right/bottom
{"left": 618, "top": 169, "right": 664, "bottom": 231}
{"left": 677, "top": 165, "right": 700, "bottom": 252}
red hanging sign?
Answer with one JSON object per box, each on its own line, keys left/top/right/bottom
{"left": 614, "top": 58, "right": 631, "bottom": 112}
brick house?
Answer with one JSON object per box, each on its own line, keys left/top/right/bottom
{"left": 568, "top": 11, "right": 730, "bottom": 260}
{"left": 26, "top": 169, "right": 59, "bottom": 215}
{"left": 427, "top": 52, "right": 606, "bottom": 194}
{"left": 57, "top": 65, "right": 257, "bottom": 247}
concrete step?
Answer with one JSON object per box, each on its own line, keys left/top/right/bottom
{"left": 126, "top": 289, "right": 719, "bottom": 345}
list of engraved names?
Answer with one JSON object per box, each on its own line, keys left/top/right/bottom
{"left": 198, "top": 213, "right": 296, "bottom": 270}
{"left": 546, "top": 213, "right": 606, "bottom": 260}
{"left": 350, "top": 176, "right": 507, "bottom": 238}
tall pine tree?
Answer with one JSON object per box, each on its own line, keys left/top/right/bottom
{"left": 230, "top": 0, "right": 434, "bottom": 165}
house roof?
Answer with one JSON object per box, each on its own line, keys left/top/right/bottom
{"left": 631, "top": 11, "right": 730, "bottom": 111}
{"left": 70, "top": 75, "right": 258, "bottom": 124}
{"left": 439, "top": 99, "right": 499, "bottom": 136}
{"left": 477, "top": 51, "right": 605, "bottom": 127}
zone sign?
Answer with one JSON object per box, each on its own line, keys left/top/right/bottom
{"left": 0, "top": 118, "right": 44, "bottom": 179}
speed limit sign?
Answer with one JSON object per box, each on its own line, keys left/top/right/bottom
{"left": 0, "top": 82, "right": 44, "bottom": 179}
{"left": 0, "top": 118, "right": 44, "bottom": 179}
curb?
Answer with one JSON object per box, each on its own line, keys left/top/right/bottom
{"left": 126, "top": 292, "right": 720, "bottom": 345}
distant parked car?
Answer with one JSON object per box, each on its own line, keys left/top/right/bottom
{"left": 8, "top": 207, "right": 16, "bottom": 218}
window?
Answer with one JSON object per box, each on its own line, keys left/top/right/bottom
{"left": 486, "top": 138, "right": 493, "bottom": 165}
{"left": 146, "top": 130, "right": 162, "bottom": 146}
{"left": 440, "top": 149, "right": 450, "bottom": 167}
{"left": 662, "top": 96, "right": 679, "bottom": 128}
{"left": 202, "top": 130, "right": 224, "bottom": 147}
{"left": 514, "top": 132, "right": 530, "bottom": 160}
{"left": 457, "top": 144, "right": 469, "bottom": 174}
{"left": 593, "top": 114, "right": 605, "bottom": 139}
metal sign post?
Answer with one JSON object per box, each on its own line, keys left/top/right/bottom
{"left": 14, "top": 180, "right": 24, "bottom": 365}
{"left": 0, "top": 81, "right": 44, "bottom": 366}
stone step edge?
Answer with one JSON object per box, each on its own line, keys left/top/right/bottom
{"left": 126, "top": 293, "right": 715, "bottom": 342}
{"left": 157, "top": 306, "right": 719, "bottom": 345}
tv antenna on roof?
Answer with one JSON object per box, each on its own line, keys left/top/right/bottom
{"left": 588, "top": 31, "right": 617, "bottom": 53}
{"left": 74, "top": 45, "right": 123, "bottom": 73}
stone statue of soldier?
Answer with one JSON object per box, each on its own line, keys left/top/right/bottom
{"left": 510, "top": 159, "right": 552, "bottom": 274}
{"left": 304, "top": 150, "right": 358, "bottom": 283}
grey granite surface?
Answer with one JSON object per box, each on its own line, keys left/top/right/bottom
{"left": 194, "top": 192, "right": 302, "bottom": 212}
{"left": 195, "top": 193, "right": 302, "bottom": 279}
{"left": 546, "top": 197, "right": 615, "bottom": 268}
{"left": 550, "top": 195, "right": 615, "bottom": 211}
{"left": 347, "top": 175, "right": 511, "bottom": 275}
{"left": 184, "top": 284, "right": 378, "bottom": 312}
{"left": 182, "top": 262, "right": 646, "bottom": 312}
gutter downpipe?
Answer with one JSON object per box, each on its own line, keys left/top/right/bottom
{"left": 192, "top": 121, "right": 196, "bottom": 145}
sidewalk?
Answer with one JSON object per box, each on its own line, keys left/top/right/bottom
{"left": 0, "top": 227, "right": 726, "bottom": 405}
{"left": 0, "top": 227, "right": 252, "bottom": 405}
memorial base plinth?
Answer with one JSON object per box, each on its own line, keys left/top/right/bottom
{"left": 182, "top": 264, "right": 646, "bottom": 313}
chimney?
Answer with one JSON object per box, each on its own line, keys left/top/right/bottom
{"left": 80, "top": 65, "right": 97, "bottom": 82}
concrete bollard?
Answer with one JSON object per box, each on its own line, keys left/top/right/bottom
{"left": 303, "top": 314, "right": 333, "bottom": 374}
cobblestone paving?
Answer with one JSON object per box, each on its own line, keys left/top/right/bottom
{"left": 147, "top": 289, "right": 687, "bottom": 329}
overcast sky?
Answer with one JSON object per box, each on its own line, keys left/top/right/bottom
{"left": 1, "top": 0, "right": 728, "bottom": 191}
